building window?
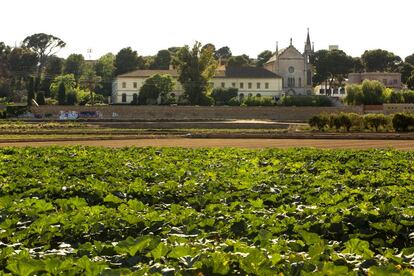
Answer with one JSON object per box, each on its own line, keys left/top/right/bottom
{"left": 221, "top": 82, "right": 225, "bottom": 88}
{"left": 248, "top": 82, "right": 252, "bottom": 89}
{"left": 232, "top": 83, "right": 236, "bottom": 88}
{"left": 240, "top": 83, "right": 244, "bottom": 89}
{"left": 288, "top": 77, "right": 295, "bottom": 88}
{"left": 288, "top": 66, "right": 295, "bottom": 73}
{"left": 122, "top": 82, "right": 126, "bottom": 89}
{"left": 393, "top": 79, "right": 398, "bottom": 84}
{"left": 121, "top": 93, "right": 127, "bottom": 103}
{"left": 298, "top": 78, "right": 302, "bottom": 88}
{"left": 132, "top": 93, "right": 138, "bottom": 103}
{"left": 239, "top": 93, "right": 244, "bottom": 99}
{"left": 133, "top": 82, "right": 137, "bottom": 89}
{"left": 256, "top": 93, "right": 261, "bottom": 97}
{"left": 265, "top": 83, "right": 269, "bottom": 89}
{"left": 319, "top": 89, "right": 325, "bottom": 94}
{"left": 256, "top": 82, "right": 261, "bottom": 89}
{"left": 307, "top": 70, "right": 312, "bottom": 85}
{"left": 248, "top": 93, "right": 253, "bottom": 97}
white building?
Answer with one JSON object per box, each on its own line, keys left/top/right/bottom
{"left": 112, "top": 66, "right": 283, "bottom": 104}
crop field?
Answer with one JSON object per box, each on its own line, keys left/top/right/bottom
{"left": 0, "top": 147, "right": 413, "bottom": 275}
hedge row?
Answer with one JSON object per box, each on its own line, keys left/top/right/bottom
{"left": 309, "top": 112, "right": 414, "bottom": 132}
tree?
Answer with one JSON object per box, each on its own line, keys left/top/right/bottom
{"left": 361, "top": 49, "right": 401, "bottom": 72}
{"left": 174, "top": 42, "right": 217, "bottom": 105}
{"left": 202, "top": 43, "right": 216, "bottom": 53}
{"left": 352, "top": 57, "right": 364, "bottom": 73}
{"left": 312, "top": 49, "right": 354, "bottom": 89}
{"left": 215, "top": 46, "right": 232, "bottom": 60}
{"left": 256, "top": 50, "right": 272, "bottom": 67}
{"left": 41, "top": 55, "right": 64, "bottom": 97}
{"left": 211, "top": 87, "right": 238, "bottom": 105}
{"left": 0, "top": 42, "right": 10, "bottom": 78}
{"left": 407, "top": 73, "right": 414, "bottom": 90}
{"left": 80, "top": 64, "right": 102, "bottom": 105}
{"left": 22, "top": 33, "right": 65, "bottom": 82}
{"left": 7, "top": 47, "right": 38, "bottom": 90}
{"left": 50, "top": 74, "right": 76, "bottom": 98}
{"left": 227, "top": 55, "right": 250, "bottom": 67}
{"left": 95, "top": 53, "right": 115, "bottom": 96}
{"left": 57, "top": 81, "right": 66, "bottom": 105}
{"left": 36, "top": 91, "right": 45, "bottom": 105}
{"left": 405, "top": 53, "right": 414, "bottom": 66}
{"left": 151, "top": 50, "right": 171, "bottom": 69}
{"left": 139, "top": 74, "right": 175, "bottom": 104}
{"left": 114, "top": 47, "right": 143, "bottom": 76}
{"left": 64, "top": 54, "right": 85, "bottom": 82}
{"left": 27, "top": 77, "right": 34, "bottom": 106}
{"left": 398, "top": 62, "right": 414, "bottom": 84}
{"left": 361, "top": 80, "right": 385, "bottom": 105}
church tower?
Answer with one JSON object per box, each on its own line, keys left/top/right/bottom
{"left": 304, "top": 28, "right": 314, "bottom": 93}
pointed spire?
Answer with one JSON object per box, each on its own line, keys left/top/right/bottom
{"left": 306, "top": 28, "right": 311, "bottom": 46}
{"left": 276, "top": 41, "right": 279, "bottom": 55}
{"left": 290, "top": 38, "right": 292, "bottom": 46}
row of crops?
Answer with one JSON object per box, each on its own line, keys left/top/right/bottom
{"left": 0, "top": 147, "right": 413, "bottom": 275}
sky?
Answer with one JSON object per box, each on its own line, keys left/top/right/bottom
{"left": 1, "top": 0, "right": 413, "bottom": 60}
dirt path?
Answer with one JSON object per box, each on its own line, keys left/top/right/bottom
{"left": 1, "top": 138, "right": 414, "bottom": 150}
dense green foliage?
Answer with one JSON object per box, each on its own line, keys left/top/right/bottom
{"left": 281, "top": 95, "right": 332, "bottom": 107}
{"left": 211, "top": 87, "right": 238, "bottom": 105}
{"left": 308, "top": 112, "right": 414, "bottom": 132}
{"left": 138, "top": 74, "right": 175, "bottom": 105}
{"left": 0, "top": 147, "right": 413, "bottom": 275}
{"left": 345, "top": 80, "right": 386, "bottom": 105}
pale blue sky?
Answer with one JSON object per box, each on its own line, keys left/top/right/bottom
{"left": 1, "top": 0, "right": 413, "bottom": 60}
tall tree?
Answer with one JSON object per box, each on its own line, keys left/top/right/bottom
{"left": 151, "top": 50, "right": 171, "bottom": 69}
{"left": 352, "top": 57, "right": 364, "bottom": 73}
{"left": 398, "top": 62, "right": 414, "bottom": 84}
{"left": 27, "top": 77, "right": 34, "bottom": 106}
{"left": 114, "top": 47, "right": 143, "bottom": 76}
{"left": 80, "top": 64, "right": 102, "bottom": 105}
{"left": 57, "top": 81, "right": 66, "bottom": 105}
{"left": 41, "top": 55, "right": 64, "bottom": 97}
{"left": 139, "top": 74, "right": 175, "bottom": 104}
{"left": 0, "top": 42, "right": 11, "bottom": 78}
{"left": 312, "top": 49, "right": 354, "bottom": 89}
{"left": 215, "top": 46, "right": 232, "bottom": 60}
{"left": 22, "top": 33, "right": 65, "bottom": 82}
{"left": 361, "top": 49, "right": 401, "bottom": 72}
{"left": 7, "top": 47, "right": 38, "bottom": 91}
{"left": 256, "top": 50, "right": 273, "bottom": 67}
{"left": 64, "top": 54, "right": 85, "bottom": 82}
{"left": 174, "top": 42, "right": 217, "bottom": 105}
{"left": 405, "top": 53, "right": 414, "bottom": 66}
{"left": 95, "top": 53, "right": 115, "bottom": 96}
{"left": 227, "top": 55, "right": 250, "bottom": 67}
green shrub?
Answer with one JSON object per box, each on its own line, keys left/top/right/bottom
{"left": 364, "top": 114, "right": 389, "bottom": 131}
{"left": 243, "top": 96, "right": 273, "bottom": 106}
{"left": 66, "top": 91, "right": 78, "bottom": 105}
{"left": 211, "top": 88, "right": 238, "bottom": 105}
{"left": 348, "top": 113, "right": 364, "bottom": 130}
{"left": 338, "top": 113, "right": 352, "bottom": 131}
{"left": 198, "top": 95, "right": 215, "bottom": 106}
{"left": 392, "top": 113, "right": 414, "bottom": 132}
{"left": 281, "top": 95, "right": 332, "bottom": 107}
{"left": 309, "top": 115, "right": 329, "bottom": 131}
{"left": 228, "top": 97, "right": 241, "bottom": 106}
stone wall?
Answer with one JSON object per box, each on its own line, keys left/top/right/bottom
{"left": 29, "top": 105, "right": 364, "bottom": 122}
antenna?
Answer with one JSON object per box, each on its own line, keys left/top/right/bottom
{"left": 87, "top": 48, "right": 92, "bottom": 60}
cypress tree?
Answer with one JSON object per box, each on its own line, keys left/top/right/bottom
{"left": 27, "top": 77, "right": 34, "bottom": 106}
{"left": 58, "top": 82, "right": 66, "bottom": 105}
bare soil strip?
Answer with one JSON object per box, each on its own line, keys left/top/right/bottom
{"left": 1, "top": 138, "right": 414, "bottom": 150}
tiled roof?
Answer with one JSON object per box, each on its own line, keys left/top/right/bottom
{"left": 118, "top": 67, "right": 281, "bottom": 79}
{"left": 118, "top": 69, "right": 179, "bottom": 78}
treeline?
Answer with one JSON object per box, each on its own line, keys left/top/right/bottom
{"left": 345, "top": 80, "right": 414, "bottom": 105}
{"left": 309, "top": 113, "right": 414, "bottom": 132}
{"left": 312, "top": 49, "right": 414, "bottom": 92}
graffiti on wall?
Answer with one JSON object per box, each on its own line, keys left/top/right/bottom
{"left": 58, "top": 110, "right": 103, "bottom": 120}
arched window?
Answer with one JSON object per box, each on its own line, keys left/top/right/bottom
{"left": 248, "top": 93, "right": 253, "bottom": 97}
{"left": 239, "top": 93, "right": 244, "bottom": 99}
{"left": 256, "top": 93, "right": 261, "bottom": 97}
{"left": 132, "top": 93, "right": 138, "bottom": 103}
{"left": 121, "top": 93, "right": 127, "bottom": 103}
{"left": 307, "top": 70, "right": 312, "bottom": 85}
{"left": 298, "top": 78, "right": 302, "bottom": 88}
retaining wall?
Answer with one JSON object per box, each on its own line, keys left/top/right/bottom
{"left": 29, "top": 105, "right": 364, "bottom": 122}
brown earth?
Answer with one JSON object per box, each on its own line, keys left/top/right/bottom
{"left": 1, "top": 138, "right": 414, "bottom": 150}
